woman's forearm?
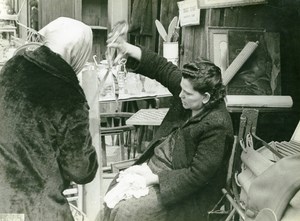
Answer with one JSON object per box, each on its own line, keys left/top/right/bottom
{"left": 125, "top": 42, "right": 142, "bottom": 61}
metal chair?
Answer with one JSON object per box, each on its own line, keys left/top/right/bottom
{"left": 219, "top": 109, "right": 259, "bottom": 220}
{"left": 100, "top": 112, "right": 136, "bottom": 167}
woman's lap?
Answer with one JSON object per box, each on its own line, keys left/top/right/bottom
{"left": 105, "top": 186, "right": 167, "bottom": 221}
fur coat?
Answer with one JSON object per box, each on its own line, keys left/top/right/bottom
{"left": 0, "top": 46, "right": 98, "bottom": 221}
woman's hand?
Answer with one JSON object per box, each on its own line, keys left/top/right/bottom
{"left": 106, "top": 39, "right": 128, "bottom": 65}
{"left": 106, "top": 23, "right": 142, "bottom": 65}
{"left": 144, "top": 172, "right": 159, "bottom": 186}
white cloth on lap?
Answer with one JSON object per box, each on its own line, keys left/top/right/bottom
{"left": 104, "top": 164, "right": 150, "bottom": 208}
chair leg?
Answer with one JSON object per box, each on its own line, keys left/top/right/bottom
{"left": 125, "top": 130, "right": 130, "bottom": 146}
{"left": 120, "top": 132, "right": 125, "bottom": 161}
{"left": 133, "top": 128, "right": 139, "bottom": 158}
{"left": 101, "top": 136, "right": 107, "bottom": 166}
{"left": 111, "top": 134, "right": 115, "bottom": 145}
{"left": 225, "top": 208, "right": 237, "bottom": 221}
{"left": 136, "top": 126, "right": 144, "bottom": 153}
{"left": 221, "top": 188, "right": 245, "bottom": 220}
{"left": 127, "top": 131, "right": 132, "bottom": 159}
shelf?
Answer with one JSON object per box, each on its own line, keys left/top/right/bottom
{"left": 82, "top": 0, "right": 108, "bottom": 28}
{"left": 90, "top": 25, "right": 107, "bottom": 30}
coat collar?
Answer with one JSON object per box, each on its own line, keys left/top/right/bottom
{"left": 23, "top": 45, "right": 86, "bottom": 98}
{"left": 182, "top": 101, "right": 227, "bottom": 128}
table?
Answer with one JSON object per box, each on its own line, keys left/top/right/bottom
{"left": 99, "top": 72, "right": 172, "bottom": 103}
{"left": 99, "top": 91, "right": 172, "bottom": 103}
{"left": 99, "top": 73, "right": 172, "bottom": 112}
{"left": 125, "top": 108, "right": 169, "bottom": 126}
{"left": 99, "top": 90, "right": 172, "bottom": 113}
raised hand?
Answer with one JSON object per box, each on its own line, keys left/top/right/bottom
{"left": 106, "top": 21, "right": 128, "bottom": 66}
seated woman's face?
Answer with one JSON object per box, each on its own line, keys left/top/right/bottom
{"left": 179, "top": 78, "right": 206, "bottom": 111}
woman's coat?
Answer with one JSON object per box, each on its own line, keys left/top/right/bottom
{"left": 0, "top": 46, "right": 98, "bottom": 221}
{"left": 108, "top": 47, "right": 234, "bottom": 221}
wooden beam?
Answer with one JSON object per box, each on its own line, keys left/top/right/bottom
{"left": 74, "top": 0, "right": 82, "bottom": 21}
{"left": 81, "top": 69, "right": 103, "bottom": 221}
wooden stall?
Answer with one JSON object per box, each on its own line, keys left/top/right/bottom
{"left": 5, "top": 0, "right": 300, "bottom": 220}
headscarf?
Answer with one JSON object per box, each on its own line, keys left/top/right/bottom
{"left": 38, "top": 17, "right": 93, "bottom": 74}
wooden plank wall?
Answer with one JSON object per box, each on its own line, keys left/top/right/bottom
{"left": 39, "top": 0, "right": 76, "bottom": 29}
{"left": 177, "top": 1, "right": 300, "bottom": 141}
{"left": 82, "top": 0, "right": 107, "bottom": 27}
{"left": 157, "top": 0, "right": 180, "bottom": 55}
{"left": 128, "top": 0, "right": 159, "bottom": 52}
{"left": 16, "top": 0, "right": 27, "bottom": 39}
{"left": 128, "top": 0, "right": 300, "bottom": 116}
{"left": 179, "top": 1, "right": 300, "bottom": 111}
{"left": 131, "top": 0, "right": 299, "bottom": 140}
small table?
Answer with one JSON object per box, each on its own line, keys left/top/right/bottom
{"left": 99, "top": 91, "right": 172, "bottom": 103}
{"left": 99, "top": 87, "right": 172, "bottom": 114}
{"left": 98, "top": 72, "right": 172, "bottom": 112}
{"left": 126, "top": 108, "right": 169, "bottom": 153}
{"left": 126, "top": 108, "right": 169, "bottom": 126}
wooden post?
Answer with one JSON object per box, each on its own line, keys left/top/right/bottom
{"left": 81, "top": 69, "right": 103, "bottom": 221}
{"left": 107, "top": 0, "right": 129, "bottom": 30}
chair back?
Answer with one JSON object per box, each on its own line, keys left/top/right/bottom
{"left": 100, "top": 112, "right": 135, "bottom": 134}
{"left": 100, "top": 112, "right": 136, "bottom": 166}
{"left": 63, "top": 182, "right": 83, "bottom": 211}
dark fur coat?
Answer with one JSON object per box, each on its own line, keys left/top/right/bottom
{"left": 0, "top": 46, "right": 98, "bottom": 221}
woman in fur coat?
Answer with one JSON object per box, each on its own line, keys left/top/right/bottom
{"left": 0, "top": 17, "right": 98, "bottom": 221}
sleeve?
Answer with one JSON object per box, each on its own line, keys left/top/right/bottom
{"left": 126, "top": 47, "right": 182, "bottom": 96}
{"left": 157, "top": 120, "right": 230, "bottom": 206}
{"left": 56, "top": 102, "right": 98, "bottom": 184}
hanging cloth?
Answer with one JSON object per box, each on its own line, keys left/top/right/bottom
{"left": 129, "top": 0, "right": 153, "bottom": 36}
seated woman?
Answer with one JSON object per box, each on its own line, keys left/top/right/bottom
{"left": 103, "top": 38, "right": 234, "bottom": 221}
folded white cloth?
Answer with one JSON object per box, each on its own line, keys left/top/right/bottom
{"left": 104, "top": 164, "right": 150, "bottom": 208}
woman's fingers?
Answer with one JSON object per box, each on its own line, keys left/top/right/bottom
{"left": 107, "top": 42, "right": 117, "bottom": 48}
{"left": 106, "top": 40, "right": 128, "bottom": 65}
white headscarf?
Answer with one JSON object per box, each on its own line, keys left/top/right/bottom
{"left": 38, "top": 17, "right": 93, "bottom": 74}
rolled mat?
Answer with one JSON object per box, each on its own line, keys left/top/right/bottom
{"left": 226, "top": 95, "right": 293, "bottom": 108}
{"left": 223, "top": 41, "right": 259, "bottom": 86}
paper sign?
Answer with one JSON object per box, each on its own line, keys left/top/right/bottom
{"left": 177, "top": 0, "right": 200, "bottom": 27}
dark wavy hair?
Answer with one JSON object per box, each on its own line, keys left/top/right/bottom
{"left": 181, "top": 59, "right": 226, "bottom": 110}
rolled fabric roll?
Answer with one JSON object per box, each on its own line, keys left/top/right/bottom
{"left": 223, "top": 41, "right": 259, "bottom": 86}
{"left": 226, "top": 95, "right": 293, "bottom": 108}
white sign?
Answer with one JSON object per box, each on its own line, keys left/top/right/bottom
{"left": 177, "top": 0, "right": 200, "bottom": 27}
